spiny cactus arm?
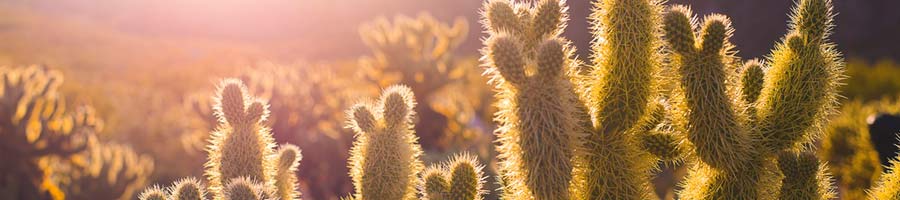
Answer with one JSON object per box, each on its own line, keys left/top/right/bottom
{"left": 422, "top": 166, "right": 449, "bottom": 200}
{"left": 740, "top": 59, "right": 766, "bottom": 105}
{"left": 870, "top": 157, "right": 900, "bottom": 200}
{"left": 274, "top": 144, "right": 302, "bottom": 200}
{"left": 777, "top": 152, "right": 835, "bottom": 200}
{"left": 586, "top": 0, "right": 662, "bottom": 134}
{"left": 447, "top": 153, "right": 485, "bottom": 200}
{"left": 485, "top": 34, "right": 527, "bottom": 86}
{"left": 662, "top": 7, "right": 753, "bottom": 171}
{"left": 138, "top": 185, "right": 167, "bottom": 200}
{"left": 633, "top": 102, "right": 685, "bottom": 161}
{"left": 170, "top": 177, "right": 207, "bottom": 200}
{"left": 756, "top": 0, "right": 843, "bottom": 153}
{"left": 482, "top": 0, "right": 521, "bottom": 37}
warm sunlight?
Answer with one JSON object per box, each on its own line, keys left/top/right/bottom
{"left": 0, "top": 0, "right": 898, "bottom": 199}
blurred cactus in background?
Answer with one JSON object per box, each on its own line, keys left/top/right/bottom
{"left": 821, "top": 98, "right": 900, "bottom": 199}
{"left": 139, "top": 79, "right": 304, "bottom": 200}
{"left": 0, "top": 66, "right": 103, "bottom": 199}
{"left": 49, "top": 141, "right": 154, "bottom": 200}
{"left": 359, "top": 13, "right": 493, "bottom": 152}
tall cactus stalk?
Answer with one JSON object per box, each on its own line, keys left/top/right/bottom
{"left": 346, "top": 85, "right": 424, "bottom": 200}
{"left": 576, "top": 0, "right": 664, "bottom": 198}
{"left": 482, "top": 0, "right": 669, "bottom": 199}
{"left": 482, "top": 0, "right": 583, "bottom": 199}
{"left": 661, "top": 0, "right": 842, "bottom": 199}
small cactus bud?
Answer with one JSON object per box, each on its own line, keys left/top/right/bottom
{"left": 487, "top": 35, "right": 527, "bottom": 85}
{"left": 740, "top": 59, "right": 766, "bottom": 104}
{"left": 139, "top": 186, "right": 167, "bottom": 200}
{"left": 422, "top": 167, "right": 450, "bottom": 200}
{"left": 447, "top": 154, "right": 484, "bottom": 200}
{"left": 663, "top": 6, "right": 696, "bottom": 55}
{"left": 224, "top": 177, "right": 263, "bottom": 200}
{"left": 171, "top": 177, "right": 206, "bottom": 200}
{"left": 275, "top": 144, "right": 302, "bottom": 200}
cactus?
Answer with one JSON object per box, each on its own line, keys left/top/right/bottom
{"left": 138, "top": 79, "right": 304, "bottom": 200}
{"left": 274, "top": 144, "right": 302, "bottom": 200}
{"left": 171, "top": 178, "right": 207, "bottom": 200}
{"left": 346, "top": 85, "right": 424, "bottom": 200}
{"left": 870, "top": 154, "right": 900, "bottom": 200}
{"left": 777, "top": 152, "right": 836, "bottom": 200}
{"left": 54, "top": 141, "right": 155, "bottom": 200}
{"left": 482, "top": 0, "right": 672, "bottom": 199}
{"left": 139, "top": 186, "right": 167, "bottom": 200}
{"left": 206, "top": 79, "right": 278, "bottom": 197}
{"left": 482, "top": 0, "right": 583, "bottom": 199}
{"left": 661, "top": 0, "right": 842, "bottom": 199}
{"left": 420, "top": 153, "right": 485, "bottom": 200}
{"left": 0, "top": 66, "right": 103, "bottom": 200}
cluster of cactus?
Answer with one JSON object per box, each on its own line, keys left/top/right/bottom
{"left": 0, "top": 66, "right": 106, "bottom": 199}
{"left": 181, "top": 63, "right": 366, "bottom": 199}
{"left": 50, "top": 140, "right": 155, "bottom": 200}
{"left": 481, "top": 0, "right": 844, "bottom": 199}
{"left": 359, "top": 14, "right": 493, "bottom": 151}
{"left": 821, "top": 99, "right": 899, "bottom": 199}
{"left": 139, "top": 79, "right": 303, "bottom": 200}
{"left": 343, "top": 85, "right": 486, "bottom": 200}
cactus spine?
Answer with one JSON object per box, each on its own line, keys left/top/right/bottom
{"left": 661, "top": 0, "right": 842, "bottom": 199}
{"left": 346, "top": 85, "right": 424, "bottom": 200}
{"left": 482, "top": 0, "right": 583, "bottom": 199}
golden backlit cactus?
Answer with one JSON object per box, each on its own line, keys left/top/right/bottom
{"left": 482, "top": 0, "right": 672, "bottom": 199}
{"left": 139, "top": 186, "right": 167, "bottom": 200}
{"left": 274, "top": 144, "right": 302, "bottom": 200}
{"left": 420, "top": 153, "right": 486, "bottom": 200}
{"left": 575, "top": 0, "right": 665, "bottom": 198}
{"left": 0, "top": 66, "right": 102, "bottom": 200}
{"left": 870, "top": 156, "right": 900, "bottom": 200}
{"left": 206, "top": 79, "right": 278, "bottom": 197}
{"left": 482, "top": 0, "right": 583, "bottom": 199}
{"left": 346, "top": 85, "right": 424, "bottom": 200}
{"left": 171, "top": 177, "right": 207, "bottom": 200}
{"left": 661, "top": 0, "right": 843, "bottom": 199}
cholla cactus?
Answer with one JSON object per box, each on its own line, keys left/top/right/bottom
{"left": 661, "top": 0, "right": 842, "bottom": 198}
{"left": 870, "top": 154, "right": 900, "bottom": 200}
{"left": 139, "top": 186, "right": 167, "bottom": 200}
{"left": 482, "top": 0, "right": 670, "bottom": 199}
{"left": 777, "top": 152, "right": 836, "bottom": 199}
{"left": 55, "top": 141, "right": 155, "bottom": 200}
{"left": 420, "top": 153, "right": 485, "bottom": 200}
{"left": 274, "top": 144, "right": 302, "bottom": 200}
{"left": 206, "top": 79, "right": 278, "bottom": 197}
{"left": 482, "top": 0, "right": 583, "bottom": 199}
{"left": 346, "top": 85, "right": 424, "bottom": 200}
{"left": 170, "top": 178, "right": 207, "bottom": 200}
{"left": 0, "top": 66, "right": 102, "bottom": 200}
{"left": 139, "top": 79, "right": 303, "bottom": 200}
